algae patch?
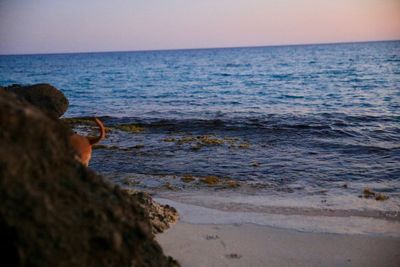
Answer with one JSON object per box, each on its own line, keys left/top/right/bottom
{"left": 162, "top": 134, "right": 250, "bottom": 151}
{"left": 181, "top": 174, "right": 195, "bottom": 183}
{"left": 375, "top": 194, "right": 389, "bottom": 201}
{"left": 361, "top": 188, "right": 389, "bottom": 201}
{"left": 197, "top": 135, "right": 225, "bottom": 145}
{"left": 62, "top": 117, "right": 94, "bottom": 125}
{"left": 200, "top": 176, "right": 220, "bottom": 185}
{"left": 115, "top": 124, "right": 145, "bottom": 133}
{"left": 226, "top": 180, "right": 240, "bottom": 188}
{"left": 238, "top": 142, "right": 251, "bottom": 149}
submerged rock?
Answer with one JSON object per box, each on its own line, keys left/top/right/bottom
{"left": 0, "top": 91, "right": 178, "bottom": 267}
{"left": 4, "top": 83, "right": 69, "bottom": 118}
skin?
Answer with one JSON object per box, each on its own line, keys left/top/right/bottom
{"left": 69, "top": 118, "right": 105, "bottom": 167}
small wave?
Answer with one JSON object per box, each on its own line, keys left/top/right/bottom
{"left": 225, "top": 63, "right": 251, "bottom": 68}
{"left": 271, "top": 74, "right": 292, "bottom": 79}
{"left": 279, "top": 94, "right": 304, "bottom": 99}
{"left": 93, "top": 113, "right": 392, "bottom": 130}
{"left": 317, "top": 141, "right": 393, "bottom": 154}
{"left": 213, "top": 73, "right": 232, "bottom": 77}
{"left": 85, "top": 113, "right": 396, "bottom": 141}
{"left": 64, "top": 112, "right": 400, "bottom": 150}
{"left": 386, "top": 58, "right": 400, "bottom": 63}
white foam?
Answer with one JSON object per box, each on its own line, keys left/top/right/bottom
{"left": 156, "top": 197, "right": 400, "bottom": 237}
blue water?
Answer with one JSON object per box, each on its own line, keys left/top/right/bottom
{"left": 1, "top": 41, "right": 400, "bottom": 202}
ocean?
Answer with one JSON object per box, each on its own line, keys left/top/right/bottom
{"left": 1, "top": 41, "right": 399, "bottom": 224}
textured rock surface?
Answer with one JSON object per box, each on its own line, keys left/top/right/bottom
{"left": 128, "top": 191, "right": 179, "bottom": 234}
{"left": 0, "top": 91, "right": 179, "bottom": 267}
{"left": 4, "top": 83, "right": 69, "bottom": 118}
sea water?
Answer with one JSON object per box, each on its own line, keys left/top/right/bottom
{"left": 1, "top": 41, "right": 399, "bottom": 223}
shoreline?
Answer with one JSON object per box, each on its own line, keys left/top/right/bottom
{"left": 156, "top": 197, "right": 400, "bottom": 266}
{"left": 155, "top": 196, "right": 400, "bottom": 237}
{"left": 155, "top": 195, "right": 400, "bottom": 266}
{"left": 157, "top": 222, "right": 400, "bottom": 267}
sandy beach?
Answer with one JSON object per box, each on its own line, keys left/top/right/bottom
{"left": 156, "top": 197, "right": 400, "bottom": 267}
{"left": 158, "top": 222, "right": 400, "bottom": 267}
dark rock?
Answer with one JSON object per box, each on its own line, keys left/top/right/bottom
{"left": 362, "top": 187, "right": 375, "bottom": 198}
{"left": 127, "top": 190, "right": 179, "bottom": 234}
{"left": 0, "top": 91, "right": 179, "bottom": 267}
{"left": 362, "top": 188, "right": 389, "bottom": 201}
{"left": 4, "top": 83, "right": 69, "bottom": 118}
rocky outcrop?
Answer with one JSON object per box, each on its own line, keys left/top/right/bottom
{"left": 0, "top": 91, "right": 179, "bottom": 267}
{"left": 128, "top": 191, "right": 179, "bottom": 234}
{"left": 4, "top": 83, "right": 69, "bottom": 118}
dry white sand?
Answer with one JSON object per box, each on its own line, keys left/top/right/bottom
{"left": 157, "top": 222, "right": 400, "bottom": 267}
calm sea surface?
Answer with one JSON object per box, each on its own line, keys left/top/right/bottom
{"left": 1, "top": 41, "right": 399, "bottom": 209}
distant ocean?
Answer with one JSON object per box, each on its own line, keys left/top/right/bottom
{"left": 1, "top": 41, "right": 399, "bottom": 214}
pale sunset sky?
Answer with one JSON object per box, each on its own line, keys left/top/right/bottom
{"left": 0, "top": 0, "right": 399, "bottom": 55}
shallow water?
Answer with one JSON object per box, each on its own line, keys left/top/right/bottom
{"left": 1, "top": 41, "right": 399, "bottom": 215}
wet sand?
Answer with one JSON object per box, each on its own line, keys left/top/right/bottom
{"left": 156, "top": 197, "right": 400, "bottom": 266}
{"left": 157, "top": 222, "right": 400, "bottom": 267}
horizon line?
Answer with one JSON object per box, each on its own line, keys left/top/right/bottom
{"left": 1, "top": 38, "right": 399, "bottom": 57}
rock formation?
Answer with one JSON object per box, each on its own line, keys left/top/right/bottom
{"left": 128, "top": 191, "right": 179, "bottom": 234}
{"left": 4, "top": 83, "right": 69, "bottom": 118}
{"left": 0, "top": 91, "right": 179, "bottom": 267}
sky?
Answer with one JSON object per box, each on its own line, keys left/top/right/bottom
{"left": 0, "top": 0, "right": 399, "bottom": 55}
